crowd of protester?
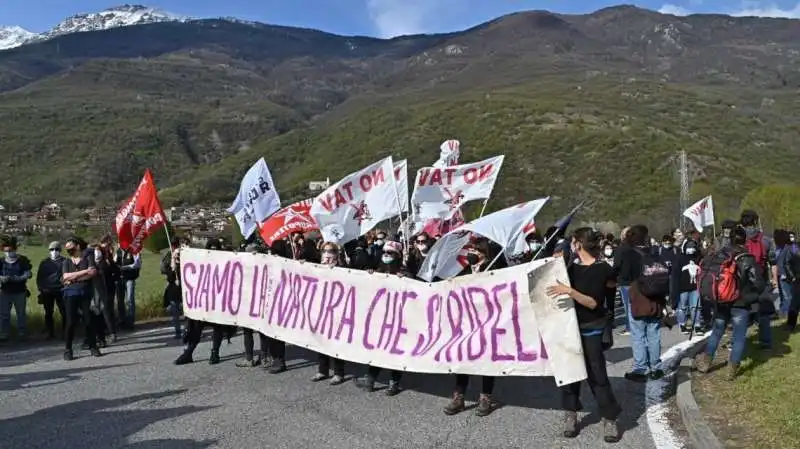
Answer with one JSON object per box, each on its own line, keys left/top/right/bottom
{"left": 2, "top": 207, "right": 797, "bottom": 444}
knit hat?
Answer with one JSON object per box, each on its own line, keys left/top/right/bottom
{"left": 383, "top": 241, "right": 403, "bottom": 254}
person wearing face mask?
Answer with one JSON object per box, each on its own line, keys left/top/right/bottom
{"left": 36, "top": 241, "right": 66, "bottom": 340}
{"left": 61, "top": 238, "right": 102, "bottom": 359}
{"left": 406, "top": 232, "right": 433, "bottom": 277}
{"left": 0, "top": 237, "right": 33, "bottom": 341}
{"left": 444, "top": 239, "right": 500, "bottom": 417}
{"left": 356, "top": 240, "right": 407, "bottom": 395}
{"left": 714, "top": 219, "right": 737, "bottom": 250}
{"left": 674, "top": 240, "right": 703, "bottom": 335}
{"left": 90, "top": 237, "right": 118, "bottom": 347}
{"left": 312, "top": 242, "right": 348, "bottom": 385}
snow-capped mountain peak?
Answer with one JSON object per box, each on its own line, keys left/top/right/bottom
{"left": 0, "top": 25, "right": 37, "bottom": 51}
{"left": 45, "top": 4, "right": 190, "bottom": 38}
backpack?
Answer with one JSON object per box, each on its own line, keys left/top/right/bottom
{"left": 636, "top": 249, "right": 671, "bottom": 298}
{"left": 698, "top": 250, "right": 748, "bottom": 303}
{"left": 744, "top": 232, "right": 767, "bottom": 271}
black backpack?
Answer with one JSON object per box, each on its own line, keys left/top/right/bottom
{"left": 636, "top": 248, "right": 671, "bottom": 298}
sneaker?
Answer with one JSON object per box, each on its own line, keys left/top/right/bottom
{"left": 694, "top": 352, "right": 711, "bottom": 374}
{"left": 693, "top": 327, "right": 706, "bottom": 336}
{"left": 63, "top": 350, "right": 74, "bottom": 361}
{"left": 475, "top": 394, "right": 498, "bottom": 417}
{"left": 90, "top": 347, "right": 103, "bottom": 357}
{"left": 649, "top": 369, "right": 665, "bottom": 380}
{"left": 97, "top": 339, "right": 108, "bottom": 349}
{"left": 311, "top": 372, "right": 328, "bottom": 382}
{"left": 174, "top": 351, "right": 193, "bottom": 365}
{"left": 236, "top": 359, "right": 258, "bottom": 368}
{"left": 110, "top": 334, "right": 118, "bottom": 343}
{"left": 680, "top": 325, "right": 691, "bottom": 335}
{"left": 624, "top": 371, "right": 648, "bottom": 382}
{"left": 618, "top": 329, "right": 630, "bottom": 336}
{"left": 385, "top": 380, "right": 401, "bottom": 397}
{"left": 603, "top": 418, "right": 620, "bottom": 443}
{"left": 330, "top": 375, "right": 346, "bottom": 386}
{"left": 563, "top": 411, "right": 578, "bottom": 438}
{"left": 443, "top": 392, "right": 466, "bottom": 416}
{"left": 268, "top": 359, "right": 287, "bottom": 374}
{"left": 354, "top": 375, "right": 376, "bottom": 392}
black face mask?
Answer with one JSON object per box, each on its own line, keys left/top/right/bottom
{"left": 466, "top": 253, "right": 480, "bottom": 266}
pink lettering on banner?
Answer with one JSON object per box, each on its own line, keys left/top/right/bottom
{"left": 181, "top": 260, "right": 244, "bottom": 316}
{"left": 417, "top": 163, "right": 495, "bottom": 187}
{"left": 317, "top": 167, "right": 388, "bottom": 213}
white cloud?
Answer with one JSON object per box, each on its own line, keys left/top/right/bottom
{"left": 366, "top": 0, "right": 432, "bottom": 38}
{"left": 730, "top": 2, "right": 800, "bottom": 18}
{"left": 659, "top": 4, "right": 692, "bottom": 15}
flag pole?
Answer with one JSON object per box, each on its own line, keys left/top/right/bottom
{"left": 478, "top": 198, "right": 489, "bottom": 218}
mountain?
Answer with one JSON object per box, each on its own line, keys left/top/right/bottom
{"left": 0, "top": 26, "right": 37, "bottom": 50}
{"left": 0, "top": 4, "right": 188, "bottom": 50}
{"left": 0, "top": 4, "right": 799, "bottom": 225}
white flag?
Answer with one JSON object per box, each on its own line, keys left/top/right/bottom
{"left": 683, "top": 195, "right": 715, "bottom": 231}
{"left": 227, "top": 158, "right": 281, "bottom": 238}
{"left": 393, "top": 159, "right": 409, "bottom": 214}
{"left": 311, "top": 157, "right": 401, "bottom": 244}
{"left": 433, "top": 139, "right": 460, "bottom": 168}
{"left": 411, "top": 155, "right": 505, "bottom": 221}
{"left": 417, "top": 197, "right": 549, "bottom": 281}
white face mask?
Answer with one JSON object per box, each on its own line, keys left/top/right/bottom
{"left": 381, "top": 254, "right": 395, "bottom": 264}
{"left": 528, "top": 242, "right": 542, "bottom": 252}
{"left": 604, "top": 248, "right": 613, "bottom": 257}
{"left": 686, "top": 248, "right": 697, "bottom": 255}
{"left": 374, "top": 239, "right": 385, "bottom": 247}
{"left": 49, "top": 250, "right": 60, "bottom": 260}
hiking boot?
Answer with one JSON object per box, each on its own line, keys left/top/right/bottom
{"left": 649, "top": 369, "right": 665, "bottom": 380}
{"left": 475, "top": 394, "right": 497, "bottom": 417}
{"left": 311, "top": 372, "right": 328, "bottom": 382}
{"left": 268, "top": 359, "right": 286, "bottom": 374}
{"left": 330, "top": 374, "right": 346, "bottom": 386}
{"left": 209, "top": 350, "right": 220, "bottom": 365}
{"left": 63, "top": 350, "right": 74, "bottom": 361}
{"left": 603, "top": 418, "right": 620, "bottom": 443}
{"left": 236, "top": 358, "right": 258, "bottom": 368}
{"left": 443, "top": 392, "right": 466, "bottom": 415}
{"left": 385, "top": 380, "right": 401, "bottom": 397}
{"left": 90, "top": 347, "right": 103, "bottom": 357}
{"left": 563, "top": 411, "right": 578, "bottom": 438}
{"left": 694, "top": 353, "right": 711, "bottom": 374}
{"left": 726, "top": 363, "right": 740, "bottom": 381}
{"left": 174, "top": 350, "right": 194, "bottom": 365}
{"left": 624, "top": 371, "right": 648, "bottom": 382}
{"left": 354, "top": 375, "right": 376, "bottom": 392}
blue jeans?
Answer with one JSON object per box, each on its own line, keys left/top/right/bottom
{"left": 630, "top": 317, "right": 662, "bottom": 374}
{"left": 778, "top": 280, "right": 793, "bottom": 316}
{"left": 705, "top": 307, "right": 749, "bottom": 365}
{"left": 677, "top": 290, "right": 703, "bottom": 328}
{"left": 0, "top": 291, "right": 27, "bottom": 338}
{"left": 124, "top": 280, "right": 136, "bottom": 326}
{"left": 618, "top": 286, "right": 632, "bottom": 332}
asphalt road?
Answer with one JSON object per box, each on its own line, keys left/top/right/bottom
{"left": 0, "top": 323, "right": 686, "bottom": 449}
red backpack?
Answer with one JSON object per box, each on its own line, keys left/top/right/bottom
{"left": 744, "top": 232, "right": 767, "bottom": 271}
{"left": 698, "top": 251, "right": 746, "bottom": 303}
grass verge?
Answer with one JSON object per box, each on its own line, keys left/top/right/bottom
{"left": 693, "top": 322, "right": 800, "bottom": 449}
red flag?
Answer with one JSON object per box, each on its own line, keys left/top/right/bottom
{"left": 113, "top": 169, "right": 167, "bottom": 254}
{"left": 258, "top": 198, "right": 318, "bottom": 247}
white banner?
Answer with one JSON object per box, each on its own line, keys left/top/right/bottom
{"left": 227, "top": 158, "right": 281, "bottom": 239}
{"left": 180, "top": 248, "right": 587, "bottom": 385}
{"left": 310, "top": 157, "right": 401, "bottom": 244}
{"left": 411, "top": 155, "right": 504, "bottom": 221}
{"left": 393, "top": 159, "right": 409, "bottom": 214}
{"left": 683, "top": 195, "right": 715, "bottom": 231}
{"left": 434, "top": 139, "right": 460, "bottom": 168}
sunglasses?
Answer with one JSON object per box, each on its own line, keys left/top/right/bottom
{"left": 415, "top": 239, "right": 427, "bottom": 244}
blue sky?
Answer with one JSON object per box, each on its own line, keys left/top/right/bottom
{"left": 2, "top": 1, "right": 800, "bottom": 37}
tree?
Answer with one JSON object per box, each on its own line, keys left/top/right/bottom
{"left": 740, "top": 184, "right": 800, "bottom": 232}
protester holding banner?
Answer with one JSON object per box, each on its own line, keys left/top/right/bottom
{"left": 355, "top": 240, "right": 407, "bottom": 396}
{"left": 312, "top": 241, "right": 348, "bottom": 385}
{"left": 546, "top": 227, "right": 621, "bottom": 443}
{"left": 443, "top": 239, "right": 500, "bottom": 417}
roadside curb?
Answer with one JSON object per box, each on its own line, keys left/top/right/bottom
{"left": 675, "top": 347, "right": 724, "bottom": 449}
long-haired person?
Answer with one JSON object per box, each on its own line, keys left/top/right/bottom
{"left": 547, "top": 228, "right": 621, "bottom": 443}
{"left": 406, "top": 232, "right": 434, "bottom": 276}
{"left": 61, "top": 238, "right": 102, "bottom": 360}
{"left": 443, "top": 239, "right": 502, "bottom": 417}
{"left": 312, "top": 241, "right": 347, "bottom": 385}
{"left": 355, "top": 240, "right": 407, "bottom": 396}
